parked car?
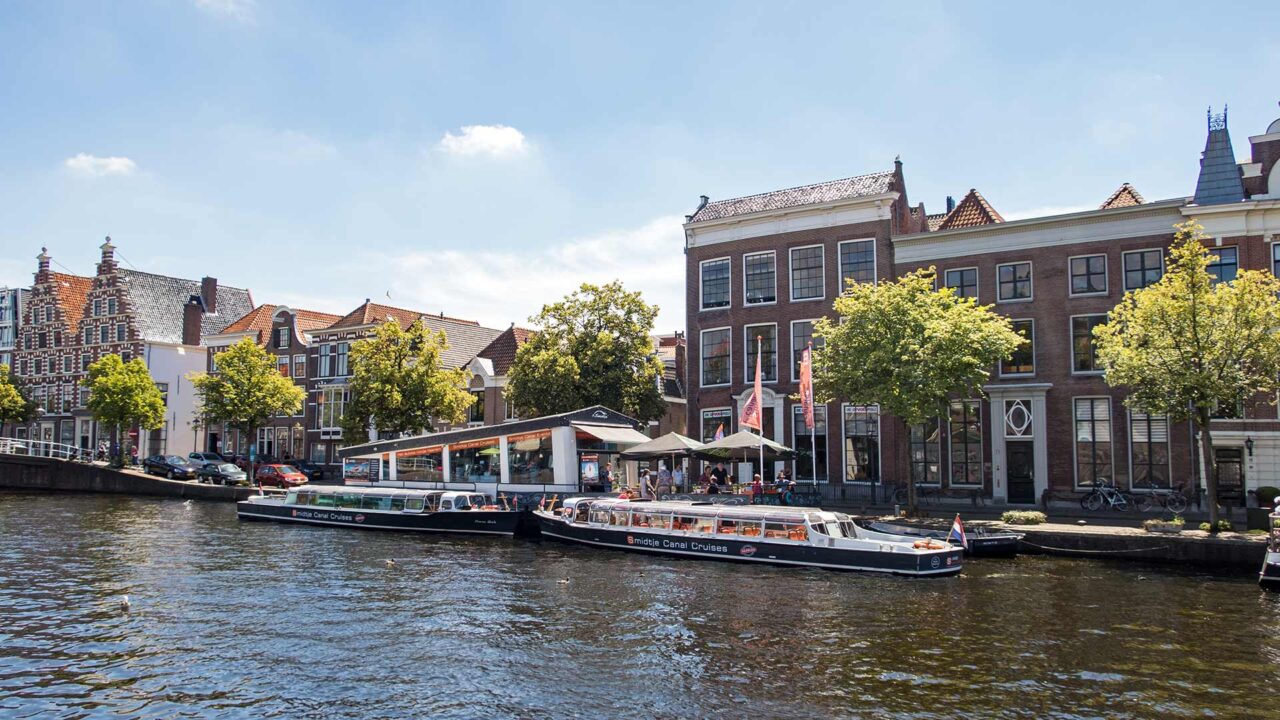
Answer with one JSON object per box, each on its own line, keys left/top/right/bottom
{"left": 255, "top": 464, "right": 308, "bottom": 488}
{"left": 198, "top": 462, "right": 249, "bottom": 486}
{"left": 189, "top": 451, "right": 223, "bottom": 465}
{"left": 293, "top": 461, "right": 325, "bottom": 482}
{"left": 144, "top": 455, "right": 199, "bottom": 480}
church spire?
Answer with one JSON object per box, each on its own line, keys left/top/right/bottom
{"left": 1193, "top": 105, "right": 1245, "bottom": 205}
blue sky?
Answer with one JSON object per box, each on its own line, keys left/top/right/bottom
{"left": 2, "top": 1, "right": 1278, "bottom": 332}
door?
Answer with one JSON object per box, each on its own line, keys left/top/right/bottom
{"left": 1007, "top": 440, "right": 1036, "bottom": 504}
{"left": 1214, "top": 448, "right": 1245, "bottom": 507}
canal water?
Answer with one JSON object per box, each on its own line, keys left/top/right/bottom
{"left": 1, "top": 492, "right": 1276, "bottom": 719}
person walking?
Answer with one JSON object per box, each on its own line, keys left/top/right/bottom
{"left": 672, "top": 464, "right": 684, "bottom": 493}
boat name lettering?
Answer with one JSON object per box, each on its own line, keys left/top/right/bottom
{"left": 626, "top": 534, "right": 729, "bottom": 554}
{"left": 291, "top": 509, "right": 357, "bottom": 522}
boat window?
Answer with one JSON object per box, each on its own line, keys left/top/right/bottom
{"left": 737, "top": 520, "right": 763, "bottom": 537}
{"left": 404, "top": 497, "right": 425, "bottom": 512}
{"left": 630, "top": 512, "right": 649, "bottom": 527}
{"left": 590, "top": 508, "right": 610, "bottom": 524}
{"left": 314, "top": 493, "right": 336, "bottom": 508}
{"left": 764, "top": 522, "right": 789, "bottom": 539}
{"left": 574, "top": 505, "right": 590, "bottom": 523}
{"left": 840, "top": 520, "right": 858, "bottom": 538}
{"left": 425, "top": 494, "right": 442, "bottom": 511}
{"left": 688, "top": 516, "right": 715, "bottom": 534}
{"left": 294, "top": 493, "right": 314, "bottom": 506}
{"left": 284, "top": 491, "right": 298, "bottom": 504}
{"left": 826, "top": 522, "right": 845, "bottom": 538}
{"left": 610, "top": 510, "right": 629, "bottom": 526}
{"left": 716, "top": 518, "right": 738, "bottom": 535}
{"left": 361, "top": 495, "right": 390, "bottom": 511}
{"left": 648, "top": 514, "right": 671, "bottom": 530}
{"left": 810, "top": 522, "right": 828, "bottom": 536}
{"left": 454, "top": 496, "right": 472, "bottom": 510}
{"left": 390, "top": 496, "right": 406, "bottom": 511}
{"left": 337, "top": 493, "right": 363, "bottom": 509}
{"left": 769, "top": 522, "right": 807, "bottom": 541}
{"left": 441, "top": 499, "right": 454, "bottom": 510}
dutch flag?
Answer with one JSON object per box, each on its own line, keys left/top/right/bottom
{"left": 949, "top": 514, "right": 968, "bottom": 549}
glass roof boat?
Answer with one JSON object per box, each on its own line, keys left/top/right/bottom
{"left": 1262, "top": 507, "right": 1280, "bottom": 591}
{"left": 534, "top": 497, "right": 962, "bottom": 577}
{"left": 237, "top": 485, "right": 523, "bottom": 536}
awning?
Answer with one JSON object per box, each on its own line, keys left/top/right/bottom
{"left": 571, "top": 423, "right": 652, "bottom": 445}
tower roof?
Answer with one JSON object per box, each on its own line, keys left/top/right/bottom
{"left": 935, "top": 189, "right": 1004, "bottom": 230}
{"left": 1192, "top": 107, "right": 1246, "bottom": 206}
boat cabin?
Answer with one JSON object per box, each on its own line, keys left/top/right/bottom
{"left": 284, "top": 486, "right": 500, "bottom": 513}
{"left": 557, "top": 497, "right": 854, "bottom": 544}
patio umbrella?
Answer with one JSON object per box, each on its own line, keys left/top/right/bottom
{"left": 619, "top": 432, "right": 703, "bottom": 460}
{"left": 691, "top": 430, "right": 796, "bottom": 462}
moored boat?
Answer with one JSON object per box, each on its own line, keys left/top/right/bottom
{"left": 236, "top": 485, "right": 523, "bottom": 536}
{"left": 1260, "top": 507, "right": 1280, "bottom": 591}
{"left": 534, "top": 498, "right": 962, "bottom": 577}
{"left": 866, "top": 520, "right": 1023, "bottom": 558}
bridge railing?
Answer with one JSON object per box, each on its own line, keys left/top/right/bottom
{"left": 0, "top": 438, "right": 90, "bottom": 462}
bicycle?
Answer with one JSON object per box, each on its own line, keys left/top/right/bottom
{"left": 1080, "top": 480, "right": 1135, "bottom": 511}
{"left": 891, "top": 483, "right": 940, "bottom": 506}
{"left": 1130, "top": 481, "right": 1189, "bottom": 514}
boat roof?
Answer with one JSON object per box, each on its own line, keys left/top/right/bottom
{"left": 293, "top": 485, "right": 483, "bottom": 498}
{"left": 569, "top": 497, "right": 828, "bottom": 520}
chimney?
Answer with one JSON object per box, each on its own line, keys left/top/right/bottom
{"left": 98, "top": 236, "right": 117, "bottom": 274}
{"left": 183, "top": 296, "right": 203, "bottom": 346}
{"left": 201, "top": 277, "right": 218, "bottom": 314}
{"left": 945, "top": 195, "right": 956, "bottom": 213}
{"left": 36, "top": 247, "right": 51, "bottom": 283}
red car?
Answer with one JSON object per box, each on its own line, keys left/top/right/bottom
{"left": 255, "top": 464, "right": 309, "bottom": 488}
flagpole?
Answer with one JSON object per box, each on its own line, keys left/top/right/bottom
{"left": 757, "top": 336, "right": 764, "bottom": 486}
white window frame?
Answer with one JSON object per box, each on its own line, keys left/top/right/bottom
{"left": 791, "top": 403, "right": 829, "bottom": 484}
{"left": 1206, "top": 245, "right": 1239, "bottom": 285}
{"left": 1067, "top": 253, "right": 1108, "bottom": 297}
{"left": 276, "top": 327, "right": 291, "bottom": 349}
{"left": 742, "top": 251, "right": 777, "bottom": 306}
{"left": 788, "top": 244, "right": 825, "bottom": 302}
{"left": 743, "top": 322, "right": 778, "bottom": 385}
{"left": 292, "top": 354, "right": 306, "bottom": 378}
{"left": 1072, "top": 396, "right": 1114, "bottom": 490}
{"left": 996, "top": 260, "right": 1034, "bottom": 303}
{"left": 699, "top": 326, "right": 733, "bottom": 388}
{"left": 1273, "top": 242, "right": 1280, "bottom": 279}
{"left": 700, "top": 406, "right": 733, "bottom": 443}
{"left": 837, "top": 238, "right": 878, "bottom": 289}
{"left": 1127, "top": 409, "right": 1172, "bottom": 492}
{"left": 699, "top": 256, "right": 732, "bottom": 312}
{"left": 999, "top": 318, "right": 1035, "bottom": 378}
{"left": 790, "top": 319, "right": 821, "bottom": 382}
{"left": 942, "top": 266, "right": 979, "bottom": 299}
{"left": 841, "top": 402, "right": 882, "bottom": 485}
{"left": 1122, "top": 248, "right": 1166, "bottom": 291}
{"left": 946, "top": 399, "right": 984, "bottom": 488}
{"left": 1069, "top": 313, "right": 1107, "bottom": 376}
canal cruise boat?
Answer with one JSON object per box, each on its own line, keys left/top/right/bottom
{"left": 534, "top": 498, "right": 963, "bottom": 577}
{"left": 236, "top": 485, "right": 523, "bottom": 536}
{"left": 1261, "top": 505, "right": 1280, "bottom": 591}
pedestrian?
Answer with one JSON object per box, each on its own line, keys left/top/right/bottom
{"left": 698, "top": 466, "right": 711, "bottom": 491}
{"left": 602, "top": 462, "right": 615, "bottom": 493}
{"left": 783, "top": 480, "right": 798, "bottom": 506}
{"left": 751, "top": 474, "right": 763, "bottom": 504}
{"left": 710, "top": 462, "right": 728, "bottom": 487}
{"left": 672, "top": 463, "right": 684, "bottom": 492}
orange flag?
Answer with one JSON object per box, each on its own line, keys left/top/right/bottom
{"left": 739, "top": 336, "right": 763, "bottom": 430}
{"left": 800, "top": 343, "right": 814, "bottom": 430}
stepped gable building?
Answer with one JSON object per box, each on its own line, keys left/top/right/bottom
{"left": 13, "top": 239, "right": 253, "bottom": 456}
{"left": 305, "top": 300, "right": 504, "bottom": 469}
{"left": 200, "top": 304, "right": 341, "bottom": 459}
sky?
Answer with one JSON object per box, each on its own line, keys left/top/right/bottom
{"left": 2, "top": 1, "right": 1279, "bottom": 333}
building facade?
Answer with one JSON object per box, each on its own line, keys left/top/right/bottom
{"left": 0, "top": 286, "right": 27, "bottom": 372}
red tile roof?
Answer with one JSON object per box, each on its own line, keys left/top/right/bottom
{"left": 293, "top": 308, "right": 343, "bottom": 331}
{"left": 48, "top": 272, "right": 94, "bottom": 331}
{"left": 219, "top": 305, "right": 343, "bottom": 344}
{"left": 330, "top": 301, "right": 479, "bottom": 329}
{"left": 476, "top": 326, "right": 535, "bottom": 375}
{"left": 1100, "top": 183, "right": 1146, "bottom": 209}
{"left": 935, "top": 189, "right": 1004, "bottom": 230}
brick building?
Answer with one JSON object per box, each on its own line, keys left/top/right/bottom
{"left": 683, "top": 105, "right": 1280, "bottom": 505}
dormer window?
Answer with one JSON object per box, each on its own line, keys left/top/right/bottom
{"left": 276, "top": 327, "right": 291, "bottom": 349}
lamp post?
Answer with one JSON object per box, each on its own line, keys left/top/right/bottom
{"left": 33, "top": 406, "right": 46, "bottom": 456}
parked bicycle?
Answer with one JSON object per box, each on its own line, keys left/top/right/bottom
{"left": 1130, "top": 481, "right": 1189, "bottom": 514}
{"left": 1080, "top": 479, "right": 1135, "bottom": 511}
{"left": 890, "top": 483, "right": 940, "bottom": 506}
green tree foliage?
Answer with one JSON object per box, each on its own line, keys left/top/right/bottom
{"left": 506, "top": 281, "right": 666, "bottom": 422}
{"left": 340, "top": 318, "right": 475, "bottom": 444}
{"left": 0, "top": 364, "right": 37, "bottom": 429}
{"left": 189, "top": 338, "right": 305, "bottom": 467}
{"left": 1094, "top": 220, "right": 1280, "bottom": 529}
{"left": 813, "top": 268, "right": 1023, "bottom": 510}
{"left": 84, "top": 354, "right": 166, "bottom": 465}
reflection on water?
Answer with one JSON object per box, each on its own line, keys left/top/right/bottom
{"left": 0, "top": 491, "right": 1276, "bottom": 719}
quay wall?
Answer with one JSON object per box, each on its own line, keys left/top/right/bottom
{"left": 1005, "top": 524, "right": 1266, "bottom": 569}
{"left": 0, "top": 454, "right": 252, "bottom": 501}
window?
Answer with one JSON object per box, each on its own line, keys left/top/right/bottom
{"left": 997, "top": 262, "right": 1032, "bottom": 301}
{"left": 316, "top": 387, "right": 348, "bottom": 430}
{"left": 38, "top": 332, "right": 47, "bottom": 349}
{"left": 107, "top": 298, "right": 117, "bottom": 315}
{"left": 34, "top": 359, "right": 43, "bottom": 375}
{"left": 1001, "top": 320, "right": 1034, "bottom": 376}
{"left": 790, "top": 320, "right": 824, "bottom": 381}
{"left": 700, "top": 328, "right": 731, "bottom": 386}
{"left": 1273, "top": 243, "right": 1280, "bottom": 279}
{"left": 949, "top": 400, "right": 982, "bottom": 486}
{"left": 467, "top": 389, "right": 485, "bottom": 424}
{"left": 1123, "top": 249, "right": 1164, "bottom": 290}
{"left": 1069, "top": 255, "right": 1107, "bottom": 296}
{"left": 842, "top": 405, "right": 879, "bottom": 483}
{"left": 504, "top": 396, "right": 518, "bottom": 421}
{"left": 318, "top": 344, "right": 332, "bottom": 376}
{"left": 84, "top": 327, "right": 92, "bottom": 345}
{"left": 81, "top": 354, "right": 90, "bottom": 371}
{"left": 743, "top": 252, "right": 776, "bottom": 305}
{"left": 792, "top": 405, "right": 827, "bottom": 483}
{"left": 449, "top": 440, "right": 500, "bottom": 483}
{"left": 1207, "top": 247, "right": 1237, "bottom": 285}
{"left": 99, "top": 326, "right": 109, "bottom": 343}
{"left": 156, "top": 382, "right": 169, "bottom": 407}
{"left": 93, "top": 299, "right": 102, "bottom": 317}
{"left": 116, "top": 324, "right": 126, "bottom": 342}
{"left": 909, "top": 417, "right": 941, "bottom": 486}
{"left": 397, "top": 446, "right": 444, "bottom": 483}
{"left": 1071, "top": 315, "right": 1106, "bottom": 373}
{"left": 789, "top": 245, "right": 824, "bottom": 301}
{"left": 700, "top": 258, "right": 731, "bottom": 310}
{"left": 1130, "top": 412, "right": 1170, "bottom": 489}
{"left": 701, "top": 408, "right": 732, "bottom": 443}
{"left": 508, "top": 431, "right": 553, "bottom": 484}
{"left": 1074, "top": 398, "right": 1112, "bottom": 488}
{"left": 210, "top": 351, "right": 220, "bottom": 374}
{"left": 276, "top": 328, "right": 291, "bottom": 349}
{"left": 309, "top": 444, "right": 327, "bottom": 464}
{"left": 293, "top": 354, "right": 306, "bottom": 378}
{"left": 838, "top": 239, "right": 875, "bottom": 289}
{"left": 277, "top": 356, "right": 290, "bottom": 377}
{"left": 943, "top": 267, "right": 978, "bottom": 299}
{"left": 743, "top": 324, "right": 777, "bottom": 383}
{"left": 62, "top": 356, "right": 72, "bottom": 373}
{"left": 45, "top": 306, "right": 53, "bottom": 323}
{"left": 336, "top": 342, "right": 350, "bottom": 377}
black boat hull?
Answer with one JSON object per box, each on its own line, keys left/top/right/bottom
{"left": 536, "top": 514, "right": 962, "bottom": 576}
{"left": 237, "top": 501, "right": 523, "bottom": 536}
{"left": 1260, "top": 554, "right": 1280, "bottom": 591}
{"left": 867, "top": 522, "right": 1021, "bottom": 558}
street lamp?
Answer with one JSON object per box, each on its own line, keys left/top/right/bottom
{"left": 1246, "top": 437, "right": 1255, "bottom": 457}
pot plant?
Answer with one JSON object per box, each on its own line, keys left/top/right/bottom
{"left": 1143, "top": 516, "right": 1185, "bottom": 534}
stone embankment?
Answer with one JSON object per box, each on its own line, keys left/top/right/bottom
{"left": 0, "top": 453, "right": 253, "bottom": 501}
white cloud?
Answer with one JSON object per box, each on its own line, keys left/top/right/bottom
{"left": 358, "top": 215, "right": 687, "bottom": 332}
{"left": 63, "top": 153, "right": 138, "bottom": 177}
{"left": 194, "top": 0, "right": 255, "bottom": 23}
{"left": 438, "top": 125, "right": 529, "bottom": 158}
{"left": 1001, "top": 204, "right": 1096, "bottom": 221}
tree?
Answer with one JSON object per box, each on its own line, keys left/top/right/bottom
{"left": 189, "top": 337, "right": 305, "bottom": 476}
{"left": 0, "top": 364, "right": 38, "bottom": 434}
{"left": 506, "top": 281, "right": 666, "bottom": 422}
{"left": 1094, "top": 220, "right": 1280, "bottom": 529}
{"left": 812, "top": 268, "right": 1023, "bottom": 512}
{"left": 340, "top": 318, "right": 475, "bottom": 444}
{"left": 84, "top": 354, "right": 166, "bottom": 466}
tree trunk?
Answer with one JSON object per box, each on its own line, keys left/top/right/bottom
{"left": 1197, "top": 408, "right": 1220, "bottom": 532}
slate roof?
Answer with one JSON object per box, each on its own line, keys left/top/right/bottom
{"left": 687, "top": 170, "right": 895, "bottom": 223}
{"left": 475, "top": 326, "right": 535, "bottom": 375}
{"left": 925, "top": 213, "right": 948, "bottom": 232}
{"left": 326, "top": 300, "right": 502, "bottom": 370}
{"left": 935, "top": 189, "right": 1004, "bottom": 230}
{"left": 118, "top": 269, "right": 255, "bottom": 344}
{"left": 1100, "top": 183, "right": 1146, "bottom": 209}
{"left": 1193, "top": 114, "right": 1246, "bottom": 205}
{"left": 48, "top": 272, "right": 94, "bottom": 330}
